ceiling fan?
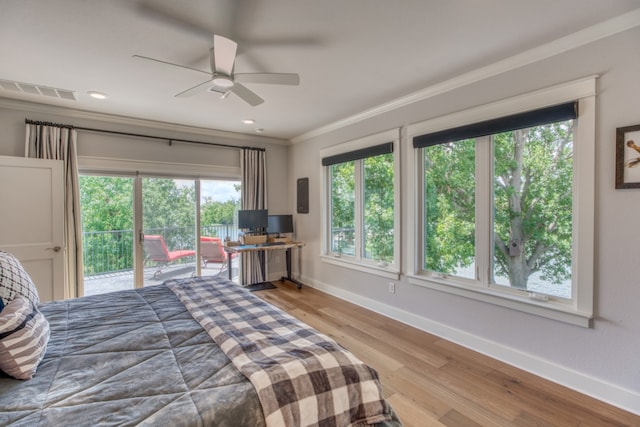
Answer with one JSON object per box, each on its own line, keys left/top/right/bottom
{"left": 133, "top": 34, "right": 300, "bottom": 106}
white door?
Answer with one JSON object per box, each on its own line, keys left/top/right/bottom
{"left": 0, "top": 155, "right": 64, "bottom": 302}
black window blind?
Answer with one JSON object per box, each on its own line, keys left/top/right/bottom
{"left": 413, "top": 101, "right": 578, "bottom": 148}
{"left": 322, "top": 142, "right": 393, "bottom": 166}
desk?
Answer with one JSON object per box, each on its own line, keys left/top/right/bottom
{"left": 224, "top": 242, "right": 305, "bottom": 289}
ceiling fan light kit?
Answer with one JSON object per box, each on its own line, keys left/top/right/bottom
{"left": 212, "top": 75, "right": 234, "bottom": 88}
{"left": 134, "top": 34, "right": 300, "bottom": 107}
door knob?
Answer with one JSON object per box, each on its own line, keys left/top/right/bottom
{"left": 47, "top": 246, "right": 62, "bottom": 253}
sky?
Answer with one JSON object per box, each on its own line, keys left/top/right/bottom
{"left": 200, "top": 179, "right": 240, "bottom": 202}
{"left": 173, "top": 179, "right": 240, "bottom": 202}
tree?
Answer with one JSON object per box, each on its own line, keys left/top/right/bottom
{"left": 79, "top": 176, "right": 135, "bottom": 274}
{"left": 424, "top": 139, "right": 476, "bottom": 274}
{"left": 330, "top": 161, "right": 355, "bottom": 254}
{"left": 363, "top": 153, "right": 394, "bottom": 262}
{"left": 79, "top": 176, "right": 133, "bottom": 232}
{"left": 142, "top": 178, "right": 195, "bottom": 230}
{"left": 493, "top": 122, "right": 573, "bottom": 289}
{"left": 424, "top": 120, "right": 574, "bottom": 290}
{"left": 329, "top": 154, "right": 395, "bottom": 262}
{"left": 201, "top": 198, "right": 239, "bottom": 226}
{"left": 79, "top": 177, "right": 240, "bottom": 274}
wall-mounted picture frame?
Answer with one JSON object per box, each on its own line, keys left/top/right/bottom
{"left": 615, "top": 124, "right": 640, "bottom": 189}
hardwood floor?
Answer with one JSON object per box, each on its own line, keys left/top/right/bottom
{"left": 256, "top": 280, "right": 640, "bottom": 427}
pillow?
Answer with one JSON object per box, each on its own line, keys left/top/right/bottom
{"left": 0, "top": 296, "right": 50, "bottom": 380}
{"left": 0, "top": 251, "right": 39, "bottom": 306}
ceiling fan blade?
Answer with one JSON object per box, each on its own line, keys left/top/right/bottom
{"left": 132, "top": 55, "right": 210, "bottom": 76}
{"left": 229, "top": 83, "right": 264, "bottom": 106}
{"left": 213, "top": 34, "right": 237, "bottom": 75}
{"left": 175, "top": 79, "right": 213, "bottom": 98}
{"left": 234, "top": 73, "right": 300, "bottom": 86}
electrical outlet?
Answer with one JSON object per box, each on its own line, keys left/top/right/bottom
{"left": 388, "top": 282, "right": 396, "bottom": 294}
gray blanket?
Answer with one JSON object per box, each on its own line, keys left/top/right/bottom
{"left": 0, "top": 283, "right": 265, "bottom": 426}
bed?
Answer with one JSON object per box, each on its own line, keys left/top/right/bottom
{"left": 0, "top": 257, "right": 401, "bottom": 426}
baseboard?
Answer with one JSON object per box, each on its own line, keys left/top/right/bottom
{"left": 300, "top": 274, "right": 640, "bottom": 416}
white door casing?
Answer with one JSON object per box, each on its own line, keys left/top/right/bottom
{"left": 0, "top": 155, "right": 65, "bottom": 302}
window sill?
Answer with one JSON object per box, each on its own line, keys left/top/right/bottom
{"left": 320, "top": 254, "right": 400, "bottom": 280}
{"left": 407, "top": 274, "right": 592, "bottom": 328}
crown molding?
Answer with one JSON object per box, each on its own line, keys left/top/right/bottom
{"left": 291, "top": 8, "right": 640, "bottom": 144}
{"left": 0, "top": 97, "right": 288, "bottom": 146}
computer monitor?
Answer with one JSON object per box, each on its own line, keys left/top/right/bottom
{"left": 237, "top": 209, "right": 268, "bottom": 232}
{"left": 267, "top": 214, "right": 294, "bottom": 235}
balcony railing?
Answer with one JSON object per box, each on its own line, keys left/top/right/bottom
{"left": 82, "top": 224, "right": 240, "bottom": 277}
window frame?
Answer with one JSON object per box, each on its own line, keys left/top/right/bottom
{"left": 406, "top": 77, "right": 596, "bottom": 327}
{"left": 320, "top": 129, "right": 401, "bottom": 279}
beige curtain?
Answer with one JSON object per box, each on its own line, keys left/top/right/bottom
{"left": 240, "top": 148, "right": 267, "bottom": 285}
{"left": 25, "top": 123, "right": 83, "bottom": 299}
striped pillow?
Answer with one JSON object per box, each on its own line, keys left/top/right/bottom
{"left": 0, "top": 296, "right": 50, "bottom": 380}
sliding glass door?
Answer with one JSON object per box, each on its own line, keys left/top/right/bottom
{"left": 80, "top": 175, "right": 135, "bottom": 295}
{"left": 200, "top": 180, "right": 241, "bottom": 278}
{"left": 80, "top": 174, "right": 241, "bottom": 295}
{"left": 142, "top": 177, "right": 197, "bottom": 287}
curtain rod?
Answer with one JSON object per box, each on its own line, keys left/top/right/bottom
{"left": 24, "top": 119, "right": 265, "bottom": 151}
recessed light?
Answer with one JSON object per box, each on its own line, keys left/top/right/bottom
{"left": 87, "top": 91, "right": 108, "bottom": 100}
{"left": 242, "top": 119, "right": 255, "bottom": 124}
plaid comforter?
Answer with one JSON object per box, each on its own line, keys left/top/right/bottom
{"left": 167, "top": 277, "right": 393, "bottom": 427}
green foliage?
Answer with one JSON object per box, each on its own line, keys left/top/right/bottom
{"left": 424, "top": 121, "right": 574, "bottom": 290}
{"left": 329, "top": 154, "right": 395, "bottom": 262}
{"left": 79, "top": 176, "right": 134, "bottom": 232}
{"left": 142, "top": 178, "right": 195, "bottom": 230}
{"left": 80, "top": 176, "right": 241, "bottom": 275}
{"left": 80, "top": 176, "right": 135, "bottom": 275}
{"left": 493, "top": 122, "right": 573, "bottom": 288}
{"left": 330, "top": 162, "right": 355, "bottom": 254}
{"left": 364, "top": 153, "right": 394, "bottom": 262}
{"left": 424, "top": 139, "right": 476, "bottom": 274}
{"left": 201, "top": 198, "right": 239, "bottom": 227}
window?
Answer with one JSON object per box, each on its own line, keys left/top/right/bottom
{"left": 321, "top": 129, "right": 400, "bottom": 278}
{"left": 407, "top": 78, "right": 596, "bottom": 326}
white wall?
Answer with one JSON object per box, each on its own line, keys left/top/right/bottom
{"left": 289, "top": 27, "right": 640, "bottom": 414}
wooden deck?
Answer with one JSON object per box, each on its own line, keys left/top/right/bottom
{"left": 256, "top": 280, "right": 640, "bottom": 427}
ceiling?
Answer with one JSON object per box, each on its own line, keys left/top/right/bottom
{"left": 1, "top": 1, "right": 638, "bottom": 141}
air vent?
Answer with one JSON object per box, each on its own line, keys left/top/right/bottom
{"left": 0, "top": 79, "right": 76, "bottom": 101}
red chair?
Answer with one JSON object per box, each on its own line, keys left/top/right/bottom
{"left": 143, "top": 235, "right": 196, "bottom": 279}
{"left": 201, "top": 236, "right": 237, "bottom": 272}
